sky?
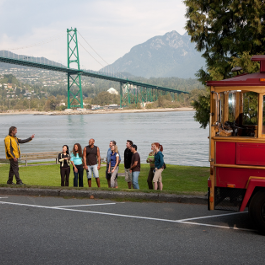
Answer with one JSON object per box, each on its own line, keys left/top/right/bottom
{"left": 0, "top": 0, "right": 187, "bottom": 71}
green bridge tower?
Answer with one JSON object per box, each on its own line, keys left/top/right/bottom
{"left": 67, "top": 28, "right": 83, "bottom": 108}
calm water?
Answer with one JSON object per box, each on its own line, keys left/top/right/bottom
{"left": 0, "top": 111, "right": 209, "bottom": 167}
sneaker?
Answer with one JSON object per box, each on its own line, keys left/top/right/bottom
{"left": 7, "top": 182, "right": 15, "bottom": 185}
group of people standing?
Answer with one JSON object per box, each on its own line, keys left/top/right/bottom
{"left": 4, "top": 126, "right": 164, "bottom": 190}
{"left": 58, "top": 139, "right": 101, "bottom": 188}
{"left": 124, "top": 140, "right": 165, "bottom": 190}
{"left": 109, "top": 140, "right": 165, "bottom": 190}
{"left": 123, "top": 140, "right": 141, "bottom": 189}
{"left": 58, "top": 139, "right": 165, "bottom": 190}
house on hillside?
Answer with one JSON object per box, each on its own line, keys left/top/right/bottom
{"left": 107, "top": 87, "right": 118, "bottom": 95}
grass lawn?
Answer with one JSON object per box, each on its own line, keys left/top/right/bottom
{"left": 0, "top": 162, "right": 209, "bottom": 195}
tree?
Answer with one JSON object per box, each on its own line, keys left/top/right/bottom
{"left": 192, "top": 89, "right": 210, "bottom": 128}
{"left": 44, "top": 96, "right": 60, "bottom": 111}
{"left": 157, "top": 96, "right": 165, "bottom": 107}
{"left": 230, "top": 51, "right": 260, "bottom": 74}
{"left": 92, "top": 91, "right": 119, "bottom": 105}
{"left": 185, "top": 0, "right": 265, "bottom": 82}
{"left": 184, "top": 0, "right": 265, "bottom": 127}
{"left": 0, "top": 74, "right": 20, "bottom": 86}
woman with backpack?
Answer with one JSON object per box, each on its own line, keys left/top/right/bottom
{"left": 153, "top": 142, "right": 164, "bottom": 191}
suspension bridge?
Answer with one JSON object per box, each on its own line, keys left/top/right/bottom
{"left": 0, "top": 28, "right": 188, "bottom": 109}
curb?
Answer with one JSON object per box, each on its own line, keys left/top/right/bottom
{"left": 0, "top": 187, "right": 207, "bottom": 204}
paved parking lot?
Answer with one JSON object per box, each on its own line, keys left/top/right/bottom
{"left": 0, "top": 195, "right": 264, "bottom": 264}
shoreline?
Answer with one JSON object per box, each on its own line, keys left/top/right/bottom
{"left": 0, "top": 107, "right": 194, "bottom": 116}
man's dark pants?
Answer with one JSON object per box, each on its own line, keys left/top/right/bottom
{"left": 7, "top": 159, "right": 22, "bottom": 184}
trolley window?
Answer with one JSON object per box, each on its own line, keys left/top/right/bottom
{"left": 243, "top": 92, "right": 258, "bottom": 126}
{"left": 216, "top": 91, "right": 258, "bottom": 137}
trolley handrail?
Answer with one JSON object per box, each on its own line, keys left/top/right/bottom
{"left": 209, "top": 113, "right": 212, "bottom": 162}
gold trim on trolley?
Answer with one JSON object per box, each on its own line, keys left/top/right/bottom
{"left": 214, "top": 164, "right": 265, "bottom": 170}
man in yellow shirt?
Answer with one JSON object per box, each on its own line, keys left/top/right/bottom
{"left": 4, "top": 126, "right": 35, "bottom": 185}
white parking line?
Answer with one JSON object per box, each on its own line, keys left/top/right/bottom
{"left": 181, "top": 221, "right": 254, "bottom": 231}
{"left": 52, "top": 202, "right": 124, "bottom": 208}
{"left": 178, "top": 211, "right": 244, "bottom": 222}
{"left": 0, "top": 200, "right": 254, "bottom": 231}
{"left": 0, "top": 200, "right": 181, "bottom": 222}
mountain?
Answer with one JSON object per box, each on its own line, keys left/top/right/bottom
{"left": 100, "top": 31, "right": 205, "bottom": 79}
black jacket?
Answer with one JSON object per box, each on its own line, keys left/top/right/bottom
{"left": 124, "top": 148, "right": 132, "bottom": 169}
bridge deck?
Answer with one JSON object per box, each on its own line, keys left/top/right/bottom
{"left": 0, "top": 56, "right": 188, "bottom": 94}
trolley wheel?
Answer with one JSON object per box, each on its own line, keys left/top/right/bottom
{"left": 248, "top": 190, "right": 265, "bottom": 233}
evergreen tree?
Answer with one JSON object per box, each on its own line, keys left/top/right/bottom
{"left": 184, "top": 0, "right": 265, "bottom": 127}
{"left": 185, "top": 0, "right": 265, "bottom": 82}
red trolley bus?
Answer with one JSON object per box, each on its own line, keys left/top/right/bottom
{"left": 207, "top": 55, "right": 265, "bottom": 232}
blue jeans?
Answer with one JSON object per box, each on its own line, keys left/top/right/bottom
{"left": 132, "top": 171, "right": 140, "bottom": 189}
{"left": 86, "top": 164, "right": 99, "bottom": 179}
{"left": 73, "top": 164, "right": 84, "bottom": 187}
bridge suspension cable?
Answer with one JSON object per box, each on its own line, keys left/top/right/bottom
{"left": 76, "top": 30, "right": 116, "bottom": 77}
{"left": 7, "top": 33, "right": 65, "bottom": 51}
{"left": 78, "top": 31, "right": 109, "bottom": 66}
{"left": 77, "top": 38, "right": 115, "bottom": 76}
{"left": 77, "top": 40, "right": 106, "bottom": 68}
